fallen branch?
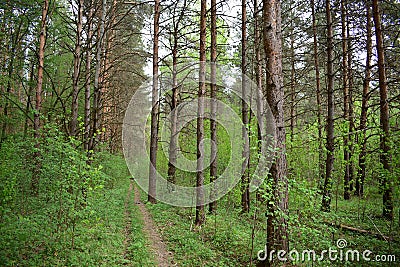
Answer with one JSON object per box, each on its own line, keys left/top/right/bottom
{"left": 324, "top": 220, "right": 393, "bottom": 242}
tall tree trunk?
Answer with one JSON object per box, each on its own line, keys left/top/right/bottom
{"left": 70, "top": 0, "right": 84, "bottom": 137}
{"left": 356, "top": 0, "right": 372, "bottom": 197}
{"left": 341, "top": 0, "right": 351, "bottom": 200}
{"left": 289, "top": 16, "right": 296, "bottom": 142}
{"left": 321, "top": 0, "right": 335, "bottom": 212}
{"left": 90, "top": 0, "right": 106, "bottom": 152}
{"left": 167, "top": 38, "right": 178, "bottom": 190}
{"left": 254, "top": 0, "right": 265, "bottom": 204}
{"left": 167, "top": 0, "right": 186, "bottom": 193}
{"left": 347, "top": 15, "right": 355, "bottom": 193}
{"left": 241, "top": 0, "right": 250, "bottom": 213}
{"left": 148, "top": 0, "right": 160, "bottom": 204}
{"left": 209, "top": 0, "right": 218, "bottom": 214}
{"left": 372, "top": 0, "right": 393, "bottom": 220}
{"left": 262, "top": 0, "right": 289, "bottom": 262}
{"left": 32, "top": 0, "right": 49, "bottom": 196}
{"left": 195, "top": 0, "right": 206, "bottom": 226}
{"left": 311, "top": 0, "right": 324, "bottom": 187}
{"left": 84, "top": 2, "right": 94, "bottom": 152}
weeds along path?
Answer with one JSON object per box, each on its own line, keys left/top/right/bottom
{"left": 133, "top": 183, "right": 174, "bottom": 266}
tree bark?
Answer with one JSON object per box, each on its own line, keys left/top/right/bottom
{"left": 148, "top": 0, "right": 160, "bottom": 204}
{"left": 262, "top": 0, "right": 289, "bottom": 262}
{"left": 209, "top": 0, "right": 218, "bottom": 214}
{"left": 341, "top": 0, "right": 351, "bottom": 200}
{"left": 241, "top": 0, "right": 250, "bottom": 214}
{"left": 372, "top": 0, "right": 393, "bottom": 220}
{"left": 356, "top": 0, "right": 372, "bottom": 197}
{"left": 90, "top": 0, "right": 106, "bottom": 152}
{"left": 84, "top": 2, "right": 94, "bottom": 152}
{"left": 322, "top": 0, "right": 335, "bottom": 212}
{"left": 32, "top": 0, "right": 49, "bottom": 196}
{"left": 195, "top": 0, "right": 206, "bottom": 226}
{"left": 311, "top": 0, "right": 324, "bottom": 187}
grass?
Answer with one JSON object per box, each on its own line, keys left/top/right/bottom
{"left": 0, "top": 152, "right": 154, "bottom": 266}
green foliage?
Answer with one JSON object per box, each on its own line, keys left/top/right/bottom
{"left": 0, "top": 125, "right": 152, "bottom": 266}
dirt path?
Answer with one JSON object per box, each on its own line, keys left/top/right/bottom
{"left": 133, "top": 183, "right": 174, "bottom": 266}
{"left": 122, "top": 180, "right": 134, "bottom": 263}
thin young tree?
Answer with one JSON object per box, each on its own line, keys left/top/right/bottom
{"left": 148, "top": 0, "right": 160, "bottom": 204}
{"left": 372, "top": 0, "right": 393, "bottom": 220}
{"left": 70, "top": 0, "right": 84, "bottom": 137}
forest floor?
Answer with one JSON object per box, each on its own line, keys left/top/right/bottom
{"left": 131, "top": 181, "right": 174, "bottom": 266}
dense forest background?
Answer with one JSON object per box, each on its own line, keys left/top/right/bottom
{"left": 0, "top": 0, "right": 399, "bottom": 266}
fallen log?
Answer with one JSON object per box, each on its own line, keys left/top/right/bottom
{"left": 324, "top": 220, "right": 393, "bottom": 242}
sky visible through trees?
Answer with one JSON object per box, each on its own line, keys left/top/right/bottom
{"left": 0, "top": 0, "right": 399, "bottom": 266}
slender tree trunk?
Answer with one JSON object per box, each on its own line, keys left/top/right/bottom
{"left": 241, "top": 0, "right": 250, "bottom": 213}
{"left": 167, "top": 43, "right": 178, "bottom": 190}
{"left": 341, "top": 0, "right": 351, "bottom": 200}
{"left": 32, "top": 0, "right": 49, "bottom": 196}
{"left": 148, "top": 0, "right": 160, "bottom": 204}
{"left": 347, "top": 16, "right": 355, "bottom": 193}
{"left": 311, "top": 0, "right": 324, "bottom": 187}
{"left": 289, "top": 17, "right": 296, "bottom": 142}
{"left": 195, "top": 0, "right": 206, "bottom": 226}
{"left": 356, "top": 0, "right": 372, "bottom": 197}
{"left": 262, "top": 0, "right": 289, "bottom": 263}
{"left": 84, "top": 2, "right": 94, "bottom": 152}
{"left": 167, "top": 0, "right": 186, "bottom": 192}
{"left": 209, "top": 0, "right": 218, "bottom": 214}
{"left": 70, "top": 0, "right": 84, "bottom": 136}
{"left": 254, "top": 0, "right": 265, "bottom": 204}
{"left": 322, "top": 0, "right": 335, "bottom": 212}
{"left": 24, "top": 63, "right": 35, "bottom": 136}
{"left": 90, "top": 0, "right": 106, "bottom": 152}
{"left": 372, "top": 0, "right": 393, "bottom": 220}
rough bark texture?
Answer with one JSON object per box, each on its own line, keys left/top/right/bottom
{"left": 195, "top": 0, "right": 206, "bottom": 226}
{"left": 90, "top": 0, "right": 106, "bottom": 152}
{"left": 311, "top": 0, "right": 324, "bottom": 186}
{"left": 356, "top": 0, "right": 372, "bottom": 197}
{"left": 341, "top": 0, "right": 351, "bottom": 200}
{"left": 209, "top": 0, "right": 218, "bottom": 214}
{"left": 241, "top": 0, "right": 250, "bottom": 214}
{"left": 372, "top": 0, "right": 393, "bottom": 220}
{"left": 148, "top": 0, "right": 160, "bottom": 204}
{"left": 322, "top": 0, "right": 335, "bottom": 213}
{"left": 84, "top": 3, "right": 94, "bottom": 152}
{"left": 262, "top": 0, "right": 289, "bottom": 263}
{"left": 32, "top": 0, "right": 49, "bottom": 196}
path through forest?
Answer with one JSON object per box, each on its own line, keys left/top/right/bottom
{"left": 124, "top": 179, "right": 174, "bottom": 266}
